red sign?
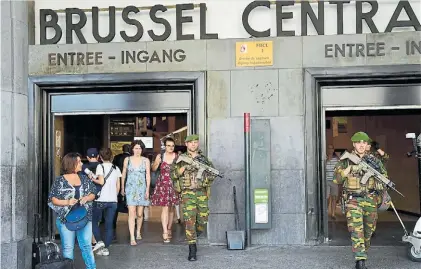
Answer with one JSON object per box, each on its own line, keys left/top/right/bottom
{"left": 244, "top": 113, "right": 250, "bottom": 132}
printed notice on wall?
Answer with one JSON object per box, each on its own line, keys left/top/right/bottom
{"left": 55, "top": 130, "right": 61, "bottom": 148}
{"left": 254, "top": 189, "right": 269, "bottom": 224}
{"left": 255, "top": 204, "right": 268, "bottom": 224}
{"left": 235, "top": 41, "right": 273, "bottom": 67}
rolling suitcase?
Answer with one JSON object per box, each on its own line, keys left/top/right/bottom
{"left": 35, "top": 258, "right": 74, "bottom": 269}
{"left": 32, "top": 213, "right": 74, "bottom": 269}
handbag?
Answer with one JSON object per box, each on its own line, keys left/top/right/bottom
{"left": 117, "top": 194, "right": 128, "bottom": 213}
{"left": 151, "top": 153, "right": 165, "bottom": 188}
{"left": 64, "top": 202, "right": 88, "bottom": 231}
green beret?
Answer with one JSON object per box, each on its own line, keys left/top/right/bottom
{"left": 351, "top": 131, "right": 370, "bottom": 142}
{"left": 185, "top": 134, "right": 199, "bottom": 142}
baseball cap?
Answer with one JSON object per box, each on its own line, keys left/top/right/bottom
{"left": 86, "top": 148, "right": 99, "bottom": 157}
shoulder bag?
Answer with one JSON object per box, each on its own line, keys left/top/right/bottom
{"left": 64, "top": 201, "right": 88, "bottom": 231}
{"left": 151, "top": 153, "right": 165, "bottom": 188}
{"left": 95, "top": 164, "right": 115, "bottom": 199}
{"left": 64, "top": 175, "right": 89, "bottom": 231}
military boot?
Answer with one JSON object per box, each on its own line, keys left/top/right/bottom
{"left": 188, "top": 244, "right": 197, "bottom": 261}
{"left": 355, "top": 260, "right": 367, "bottom": 269}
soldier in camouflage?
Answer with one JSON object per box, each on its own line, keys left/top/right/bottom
{"left": 170, "top": 134, "right": 216, "bottom": 261}
{"left": 333, "top": 131, "right": 388, "bottom": 269}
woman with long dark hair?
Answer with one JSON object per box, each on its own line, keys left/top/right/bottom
{"left": 121, "top": 140, "right": 151, "bottom": 246}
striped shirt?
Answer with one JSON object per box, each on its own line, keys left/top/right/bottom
{"left": 326, "top": 157, "right": 339, "bottom": 181}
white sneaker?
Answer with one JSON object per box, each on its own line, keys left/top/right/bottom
{"left": 96, "top": 248, "right": 109, "bottom": 256}
{"left": 92, "top": 241, "right": 105, "bottom": 252}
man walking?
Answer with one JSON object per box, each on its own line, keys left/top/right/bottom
{"left": 333, "top": 132, "right": 387, "bottom": 269}
{"left": 82, "top": 148, "right": 101, "bottom": 173}
{"left": 113, "top": 144, "right": 131, "bottom": 172}
{"left": 170, "top": 134, "right": 216, "bottom": 261}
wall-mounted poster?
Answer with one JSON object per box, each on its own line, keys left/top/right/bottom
{"left": 335, "top": 117, "right": 348, "bottom": 133}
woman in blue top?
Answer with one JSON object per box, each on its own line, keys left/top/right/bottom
{"left": 48, "top": 153, "right": 97, "bottom": 269}
{"left": 121, "top": 140, "right": 151, "bottom": 246}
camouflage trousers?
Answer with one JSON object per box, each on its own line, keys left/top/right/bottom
{"left": 181, "top": 189, "right": 209, "bottom": 244}
{"left": 345, "top": 195, "right": 378, "bottom": 261}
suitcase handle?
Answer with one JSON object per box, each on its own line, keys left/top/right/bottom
{"left": 33, "top": 213, "right": 41, "bottom": 243}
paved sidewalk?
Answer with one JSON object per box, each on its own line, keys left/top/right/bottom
{"left": 75, "top": 244, "right": 420, "bottom": 269}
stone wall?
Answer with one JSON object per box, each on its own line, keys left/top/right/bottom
{"left": 28, "top": 30, "right": 421, "bottom": 246}
{"left": 1, "top": 1, "right": 30, "bottom": 268}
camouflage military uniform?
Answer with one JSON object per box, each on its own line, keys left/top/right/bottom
{"left": 373, "top": 151, "right": 389, "bottom": 165}
{"left": 170, "top": 135, "right": 216, "bottom": 252}
{"left": 334, "top": 132, "right": 388, "bottom": 266}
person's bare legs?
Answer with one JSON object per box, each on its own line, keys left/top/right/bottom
{"left": 331, "top": 195, "right": 337, "bottom": 219}
{"left": 161, "top": 206, "right": 170, "bottom": 242}
{"left": 327, "top": 195, "right": 333, "bottom": 217}
{"left": 167, "top": 206, "right": 175, "bottom": 238}
{"left": 168, "top": 207, "right": 174, "bottom": 229}
{"left": 136, "top": 206, "right": 144, "bottom": 239}
{"left": 128, "top": 206, "right": 137, "bottom": 245}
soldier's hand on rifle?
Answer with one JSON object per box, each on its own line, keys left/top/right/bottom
{"left": 342, "top": 166, "right": 352, "bottom": 176}
{"left": 179, "top": 166, "right": 186, "bottom": 175}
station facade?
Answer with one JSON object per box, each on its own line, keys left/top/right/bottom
{"left": 1, "top": 1, "right": 421, "bottom": 268}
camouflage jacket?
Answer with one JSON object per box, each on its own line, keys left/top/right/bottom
{"left": 373, "top": 151, "right": 390, "bottom": 165}
{"left": 333, "top": 151, "right": 388, "bottom": 194}
{"left": 170, "top": 152, "right": 216, "bottom": 192}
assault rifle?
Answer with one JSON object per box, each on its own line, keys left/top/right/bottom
{"left": 340, "top": 151, "right": 404, "bottom": 197}
{"left": 176, "top": 155, "right": 222, "bottom": 180}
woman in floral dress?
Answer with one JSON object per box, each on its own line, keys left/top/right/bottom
{"left": 151, "top": 137, "right": 180, "bottom": 243}
{"left": 121, "top": 140, "right": 151, "bottom": 246}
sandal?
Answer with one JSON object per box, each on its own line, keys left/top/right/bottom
{"left": 163, "top": 233, "right": 170, "bottom": 243}
{"left": 130, "top": 239, "right": 137, "bottom": 246}
{"left": 136, "top": 233, "right": 142, "bottom": 240}
{"left": 167, "top": 231, "right": 172, "bottom": 239}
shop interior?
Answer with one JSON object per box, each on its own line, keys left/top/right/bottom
{"left": 53, "top": 113, "right": 189, "bottom": 244}
{"left": 325, "top": 109, "right": 421, "bottom": 246}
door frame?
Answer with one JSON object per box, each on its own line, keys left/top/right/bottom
{"left": 28, "top": 72, "right": 206, "bottom": 238}
{"left": 320, "top": 105, "right": 421, "bottom": 243}
{"left": 303, "top": 64, "right": 421, "bottom": 244}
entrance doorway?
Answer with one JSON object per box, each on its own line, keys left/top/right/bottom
{"left": 53, "top": 113, "right": 189, "bottom": 244}
{"left": 323, "top": 108, "right": 421, "bottom": 246}
{"left": 29, "top": 73, "right": 206, "bottom": 241}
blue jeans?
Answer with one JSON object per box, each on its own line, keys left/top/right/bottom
{"left": 92, "top": 202, "right": 117, "bottom": 248}
{"left": 56, "top": 218, "right": 96, "bottom": 269}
